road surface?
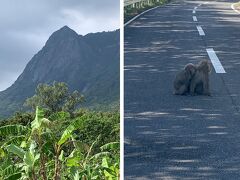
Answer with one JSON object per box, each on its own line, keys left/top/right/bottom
{"left": 124, "top": 0, "right": 240, "bottom": 179}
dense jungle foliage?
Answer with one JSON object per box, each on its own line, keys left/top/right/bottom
{"left": 0, "top": 82, "right": 120, "bottom": 180}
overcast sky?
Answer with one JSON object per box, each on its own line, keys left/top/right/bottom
{"left": 0, "top": 0, "right": 119, "bottom": 91}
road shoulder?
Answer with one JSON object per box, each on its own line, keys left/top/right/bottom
{"left": 231, "top": 2, "right": 240, "bottom": 14}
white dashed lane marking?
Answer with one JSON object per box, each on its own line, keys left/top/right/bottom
{"left": 196, "top": 26, "right": 205, "bottom": 36}
{"left": 192, "top": 2, "right": 225, "bottom": 73}
{"left": 193, "top": 16, "right": 197, "bottom": 21}
{"left": 206, "top": 48, "right": 226, "bottom": 73}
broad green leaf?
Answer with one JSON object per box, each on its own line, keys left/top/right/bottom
{"left": 23, "top": 151, "right": 34, "bottom": 167}
{"left": 102, "top": 157, "right": 118, "bottom": 178}
{"left": 57, "top": 125, "right": 75, "bottom": 146}
{"left": 58, "top": 116, "right": 85, "bottom": 146}
{"left": 103, "top": 167, "right": 116, "bottom": 178}
{"left": 0, "top": 125, "right": 28, "bottom": 136}
{"left": 35, "top": 153, "right": 40, "bottom": 162}
{"left": 100, "top": 142, "right": 120, "bottom": 151}
{"left": 23, "top": 141, "right": 39, "bottom": 168}
{"left": 4, "top": 172, "right": 22, "bottom": 180}
{"left": 6, "top": 144, "right": 25, "bottom": 159}
{"left": 29, "top": 141, "right": 36, "bottom": 155}
{"left": 102, "top": 157, "right": 109, "bottom": 168}
{"left": 1, "top": 165, "right": 15, "bottom": 177}
{"left": 66, "top": 156, "right": 80, "bottom": 167}
{"left": 90, "top": 152, "right": 110, "bottom": 160}
{"left": 31, "top": 107, "right": 51, "bottom": 131}
{"left": 66, "top": 150, "right": 82, "bottom": 167}
{"left": 0, "top": 158, "right": 12, "bottom": 170}
{"left": 2, "top": 135, "right": 25, "bottom": 147}
{"left": 31, "top": 106, "right": 45, "bottom": 130}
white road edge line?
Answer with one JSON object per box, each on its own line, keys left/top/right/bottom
{"left": 193, "top": 16, "right": 197, "bottom": 21}
{"left": 231, "top": 3, "right": 240, "bottom": 14}
{"left": 206, "top": 48, "right": 226, "bottom": 73}
{"left": 124, "top": 6, "right": 160, "bottom": 26}
{"left": 193, "top": 10, "right": 196, "bottom": 13}
{"left": 196, "top": 26, "right": 205, "bottom": 36}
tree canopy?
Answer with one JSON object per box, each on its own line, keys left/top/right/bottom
{"left": 24, "top": 82, "right": 84, "bottom": 115}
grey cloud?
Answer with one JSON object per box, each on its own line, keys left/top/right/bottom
{"left": 0, "top": 0, "right": 119, "bottom": 91}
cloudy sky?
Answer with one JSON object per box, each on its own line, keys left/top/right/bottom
{"left": 0, "top": 0, "right": 119, "bottom": 91}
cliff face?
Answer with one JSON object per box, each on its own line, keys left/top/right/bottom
{"left": 0, "top": 26, "right": 120, "bottom": 117}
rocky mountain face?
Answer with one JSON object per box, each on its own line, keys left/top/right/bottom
{"left": 0, "top": 26, "right": 119, "bottom": 118}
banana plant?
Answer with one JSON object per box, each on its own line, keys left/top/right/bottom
{"left": 0, "top": 123, "right": 30, "bottom": 180}
{"left": 0, "top": 159, "right": 22, "bottom": 180}
{"left": 6, "top": 142, "right": 39, "bottom": 180}
{"left": 100, "top": 142, "right": 120, "bottom": 180}
{"left": 0, "top": 106, "right": 120, "bottom": 180}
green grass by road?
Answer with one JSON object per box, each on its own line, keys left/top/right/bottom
{"left": 124, "top": 0, "right": 170, "bottom": 23}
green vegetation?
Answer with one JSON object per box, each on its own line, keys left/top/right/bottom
{"left": 24, "top": 82, "right": 84, "bottom": 117}
{"left": 124, "top": 0, "right": 169, "bottom": 23}
{"left": 0, "top": 82, "right": 120, "bottom": 180}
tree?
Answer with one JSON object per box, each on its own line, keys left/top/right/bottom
{"left": 63, "top": 90, "right": 84, "bottom": 117}
{"left": 24, "top": 82, "right": 84, "bottom": 114}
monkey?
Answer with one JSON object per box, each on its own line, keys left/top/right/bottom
{"left": 190, "top": 60, "right": 211, "bottom": 96}
{"left": 173, "top": 63, "right": 196, "bottom": 95}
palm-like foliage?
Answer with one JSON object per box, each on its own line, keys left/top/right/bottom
{"left": 0, "top": 107, "right": 119, "bottom": 180}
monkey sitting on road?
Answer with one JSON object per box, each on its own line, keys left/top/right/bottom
{"left": 173, "top": 63, "right": 196, "bottom": 95}
{"left": 190, "top": 60, "right": 211, "bottom": 96}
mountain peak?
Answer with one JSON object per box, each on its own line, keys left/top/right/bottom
{"left": 45, "top": 26, "right": 79, "bottom": 46}
{"left": 58, "top": 25, "right": 75, "bottom": 33}
{"left": 55, "top": 25, "right": 79, "bottom": 36}
{"left": 0, "top": 29, "right": 119, "bottom": 117}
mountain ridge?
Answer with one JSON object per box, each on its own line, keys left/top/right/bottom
{"left": 0, "top": 26, "right": 119, "bottom": 118}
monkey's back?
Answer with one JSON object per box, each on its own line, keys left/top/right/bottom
{"left": 174, "top": 70, "right": 190, "bottom": 89}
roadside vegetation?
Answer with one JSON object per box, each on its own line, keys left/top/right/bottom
{"left": 124, "top": 0, "right": 170, "bottom": 23}
{"left": 0, "top": 82, "right": 120, "bottom": 180}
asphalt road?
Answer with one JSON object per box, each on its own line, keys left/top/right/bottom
{"left": 124, "top": 0, "right": 240, "bottom": 179}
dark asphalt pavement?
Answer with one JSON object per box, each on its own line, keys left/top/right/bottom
{"left": 124, "top": 0, "right": 240, "bottom": 179}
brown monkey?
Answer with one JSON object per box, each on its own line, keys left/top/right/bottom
{"left": 173, "top": 63, "right": 196, "bottom": 95}
{"left": 190, "top": 60, "right": 211, "bottom": 96}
